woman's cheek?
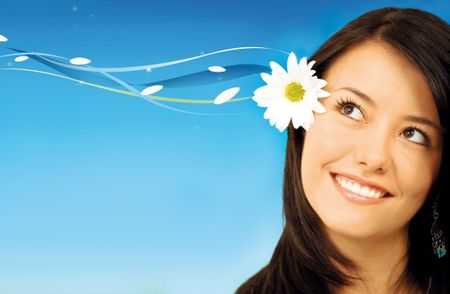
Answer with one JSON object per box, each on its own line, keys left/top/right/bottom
{"left": 314, "top": 115, "right": 356, "bottom": 150}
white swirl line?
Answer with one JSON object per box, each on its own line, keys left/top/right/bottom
{"left": 35, "top": 46, "right": 289, "bottom": 73}
{"left": 0, "top": 52, "right": 68, "bottom": 60}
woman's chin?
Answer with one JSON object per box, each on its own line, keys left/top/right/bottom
{"left": 323, "top": 221, "right": 387, "bottom": 242}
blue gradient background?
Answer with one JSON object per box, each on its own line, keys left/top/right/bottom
{"left": 0, "top": 1, "right": 448, "bottom": 293}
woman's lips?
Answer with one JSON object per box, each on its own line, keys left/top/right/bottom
{"left": 330, "top": 172, "right": 392, "bottom": 204}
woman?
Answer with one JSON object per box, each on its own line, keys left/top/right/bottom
{"left": 236, "top": 7, "right": 449, "bottom": 294}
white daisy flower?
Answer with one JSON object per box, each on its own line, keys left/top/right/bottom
{"left": 252, "top": 52, "right": 330, "bottom": 132}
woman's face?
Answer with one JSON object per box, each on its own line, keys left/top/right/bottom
{"left": 301, "top": 40, "right": 443, "bottom": 241}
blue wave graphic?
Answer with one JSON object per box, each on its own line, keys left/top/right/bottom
{"left": 0, "top": 45, "right": 288, "bottom": 115}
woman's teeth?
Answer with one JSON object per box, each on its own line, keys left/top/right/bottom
{"left": 335, "top": 175, "right": 387, "bottom": 199}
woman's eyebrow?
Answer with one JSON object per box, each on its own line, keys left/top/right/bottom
{"left": 402, "top": 115, "right": 445, "bottom": 134}
{"left": 337, "top": 86, "right": 376, "bottom": 107}
{"left": 336, "top": 86, "right": 445, "bottom": 134}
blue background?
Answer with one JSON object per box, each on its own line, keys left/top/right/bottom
{"left": 0, "top": 1, "right": 448, "bottom": 293}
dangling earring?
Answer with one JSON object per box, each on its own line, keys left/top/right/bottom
{"left": 431, "top": 193, "right": 447, "bottom": 258}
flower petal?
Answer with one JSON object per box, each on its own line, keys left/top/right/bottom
{"left": 70, "top": 57, "right": 92, "bottom": 65}
{"left": 264, "top": 100, "right": 282, "bottom": 119}
{"left": 254, "top": 96, "right": 279, "bottom": 108}
{"left": 264, "top": 106, "right": 275, "bottom": 120}
{"left": 253, "top": 85, "right": 266, "bottom": 97}
{"left": 14, "top": 56, "right": 29, "bottom": 62}
{"left": 214, "top": 87, "right": 240, "bottom": 104}
{"left": 261, "top": 72, "right": 286, "bottom": 87}
{"left": 278, "top": 118, "right": 291, "bottom": 132}
{"left": 287, "top": 52, "right": 298, "bottom": 75}
{"left": 270, "top": 61, "right": 289, "bottom": 82}
{"left": 312, "top": 101, "right": 326, "bottom": 113}
{"left": 299, "top": 57, "right": 307, "bottom": 68}
{"left": 302, "top": 122, "right": 312, "bottom": 132}
{"left": 141, "top": 85, "right": 163, "bottom": 96}
{"left": 317, "top": 89, "right": 330, "bottom": 98}
{"left": 316, "top": 78, "right": 328, "bottom": 89}
{"left": 253, "top": 85, "right": 275, "bottom": 97}
{"left": 276, "top": 107, "right": 292, "bottom": 132}
{"left": 254, "top": 85, "right": 284, "bottom": 101}
{"left": 260, "top": 72, "right": 272, "bottom": 84}
{"left": 292, "top": 105, "right": 306, "bottom": 129}
{"left": 208, "top": 66, "right": 226, "bottom": 73}
{"left": 302, "top": 91, "right": 318, "bottom": 104}
{"left": 269, "top": 116, "right": 276, "bottom": 126}
{"left": 304, "top": 109, "right": 315, "bottom": 126}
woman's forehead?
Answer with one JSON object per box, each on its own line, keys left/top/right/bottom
{"left": 324, "top": 41, "right": 425, "bottom": 91}
{"left": 322, "top": 40, "right": 439, "bottom": 123}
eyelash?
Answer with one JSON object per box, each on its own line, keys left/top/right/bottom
{"left": 333, "top": 96, "right": 432, "bottom": 147}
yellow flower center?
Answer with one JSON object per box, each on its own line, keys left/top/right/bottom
{"left": 285, "top": 82, "right": 305, "bottom": 102}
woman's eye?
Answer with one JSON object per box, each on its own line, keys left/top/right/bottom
{"left": 336, "top": 101, "right": 364, "bottom": 121}
{"left": 402, "top": 128, "right": 429, "bottom": 146}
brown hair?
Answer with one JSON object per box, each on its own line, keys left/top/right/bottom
{"left": 236, "top": 7, "right": 450, "bottom": 294}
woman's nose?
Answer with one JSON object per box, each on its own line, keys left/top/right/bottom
{"left": 352, "top": 123, "right": 393, "bottom": 174}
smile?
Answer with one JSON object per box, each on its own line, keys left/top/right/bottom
{"left": 331, "top": 173, "right": 393, "bottom": 204}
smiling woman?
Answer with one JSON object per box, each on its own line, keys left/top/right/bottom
{"left": 236, "top": 7, "right": 449, "bottom": 294}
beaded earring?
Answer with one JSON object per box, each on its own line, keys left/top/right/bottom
{"left": 431, "top": 193, "right": 447, "bottom": 258}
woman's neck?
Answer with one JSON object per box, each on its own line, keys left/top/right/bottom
{"left": 327, "top": 228, "right": 411, "bottom": 293}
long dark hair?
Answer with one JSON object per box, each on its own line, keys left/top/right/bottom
{"left": 236, "top": 7, "right": 450, "bottom": 294}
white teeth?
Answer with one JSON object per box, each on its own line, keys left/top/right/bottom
{"left": 335, "top": 175, "right": 386, "bottom": 199}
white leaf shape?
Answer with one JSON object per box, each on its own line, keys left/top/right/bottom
{"left": 14, "top": 56, "right": 29, "bottom": 62}
{"left": 214, "top": 87, "right": 240, "bottom": 105}
{"left": 141, "top": 85, "right": 163, "bottom": 96}
{"left": 208, "top": 66, "right": 226, "bottom": 73}
{"left": 0, "top": 34, "right": 7, "bottom": 42}
{"left": 70, "top": 57, "right": 92, "bottom": 65}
